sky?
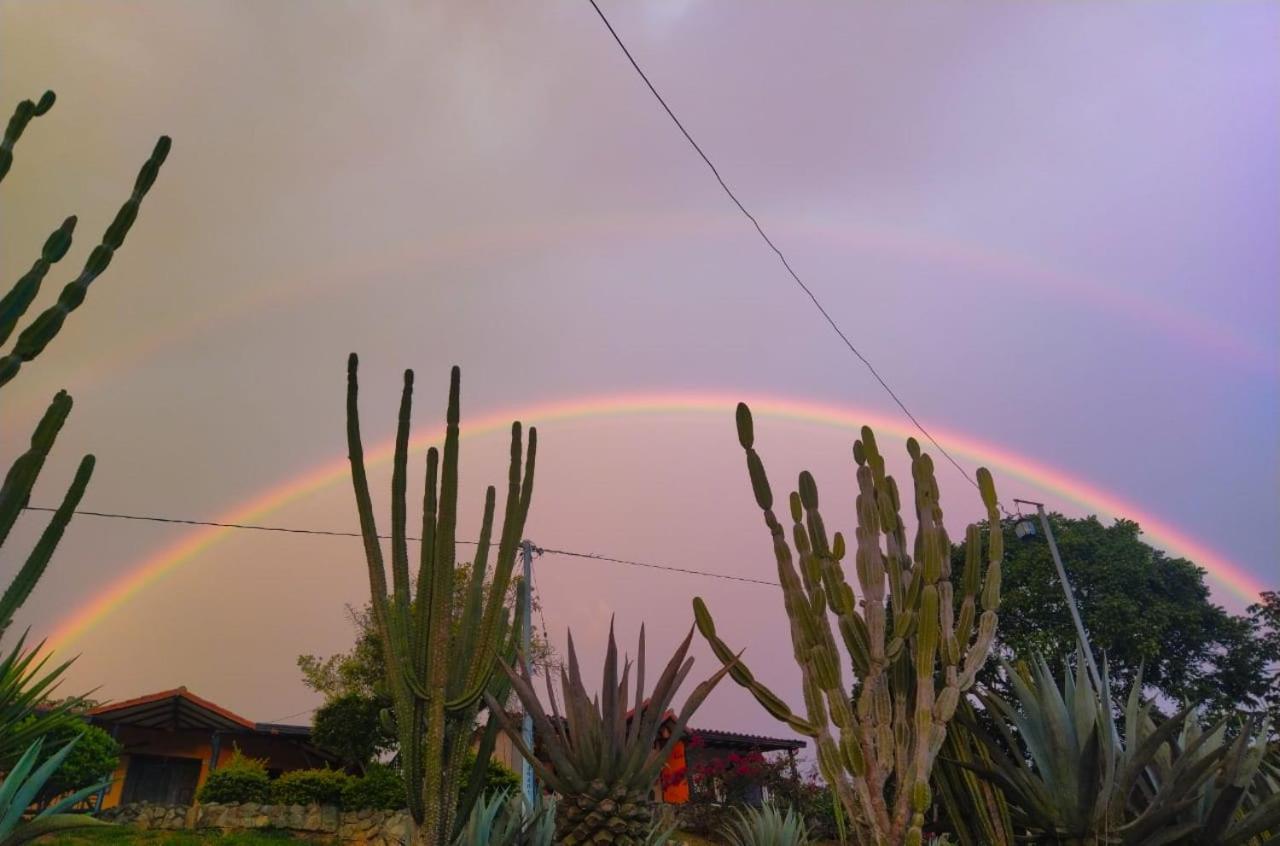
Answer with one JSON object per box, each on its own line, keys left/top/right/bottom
{"left": 2, "top": 2, "right": 1277, "bottom": 743}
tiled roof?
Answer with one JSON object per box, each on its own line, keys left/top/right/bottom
{"left": 88, "top": 687, "right": 311, "bottom": 736}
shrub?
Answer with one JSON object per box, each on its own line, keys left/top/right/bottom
{"left": 268, "top": 767, "right": 350, "bottom": 806}
{"left": 197, "top": 748, "right": 270, "bottom": 804}
{"left": 310, "top": 692, "right": 395, "bottom": 768}
{"left": 25, "top": 719, "right": 121, "bottom": 803}
{"left": 458, "top": 751, "right": 520, "bottom": 800}
{"left": 340, "top": 763, "right": 405, "bottom": 811}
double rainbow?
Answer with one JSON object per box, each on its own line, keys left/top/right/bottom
{"left": 40, "top": 393, "right": 1264, "bottom": 655}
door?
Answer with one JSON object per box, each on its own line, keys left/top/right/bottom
{"left": 121, "top": 755, "right": 203, "bottom": 805}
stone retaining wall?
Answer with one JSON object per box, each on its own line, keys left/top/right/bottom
{"left": 99, "top": 801, "right": 412, "bottom": 845}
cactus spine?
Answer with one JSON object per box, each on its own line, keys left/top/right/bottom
{"left": 345, "top": 356, "right": 535, "bottom": 846}
{"left": 693, "top": 403, "right": 1002, "bottom": 846}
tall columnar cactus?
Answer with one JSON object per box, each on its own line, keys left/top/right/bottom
{"left": 345, "top": 356, "right": 534, "bottom": 846}
{"left": 0, "top": 90, "right": 170, "bottom": 636}
{"left": 0, "top": 90, "right": 168, "bottom": 842}
{"left": 693, "top": 403, "right": 1002, "bottom": 846}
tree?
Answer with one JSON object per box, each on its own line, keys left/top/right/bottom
{"left": 298, "top": 570, "right": 556, "bottom": 703}
{"left": 964, "top": 514, "right": 1274, "bottom": 717}
{"left": 1244, "top": 590, "right": 1280, "bottom": 724}
{"left": 311, "top": 691, "right": 395, "bottom": 769}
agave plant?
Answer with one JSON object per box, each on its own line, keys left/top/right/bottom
{"left": 1146, "top": 713, "right": 1279, "bottom": 845}
{"left": 452, "top": 788, "right": 556, "bottom": 846}
{"left": 0, "top": 737, "right": 110, "bottom": 846}
{"left": 720, "top": 802, "right": 810, "bottom": 846}
{"left": 487, "top": 620, "right": 734, "bottom": 845}
{"left": 961, "top": 649, "right": 1278, "bottom": 845}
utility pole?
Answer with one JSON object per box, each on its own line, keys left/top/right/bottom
{"left": 519, "top": 539, "right": 536, "bottom": 806}
{"left": 1013, "top": 499, "right": 1104, "bottom": 694}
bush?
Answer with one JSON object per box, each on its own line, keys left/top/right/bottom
{"left": 197, "top": 749, "right": 270, "bottom": 804}
{"left": 310, "top": 692, "right": 395, "bottom": 768}
{"left": 339, "top": 754, "right": 517, "bottom": 814}
{"left": 268, "top": 768, "right": 350, "bottom": 806}
{"left": 26, "top": 719, "right": 121, "bottom": 803}
{"left": 340, "top": 764, "right": 404, "bottom": 811}
{"left": 458, "top": 751, "right": 520, "bottom": 800}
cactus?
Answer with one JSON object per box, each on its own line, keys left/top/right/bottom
{"left": 693, "top": 403, "right": 1002, "bottom": 846}
{"left": 0, "top": 90, "right": 168, "bottom": 843}
{"left": 1, "top": 90, "right": 169, "bottom": 636}
{"left": 345, "top": 356, "right": 534, "bottom": 846}
{"left": 486, "top": 620, "right": 734, "bottom": 845}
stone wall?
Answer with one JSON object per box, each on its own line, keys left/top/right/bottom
{"left": 99, "top": 801, "right": 412, "bottom": 845}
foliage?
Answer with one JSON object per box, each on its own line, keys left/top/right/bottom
{"left": 0, "top": 737, "right": 110, "bottom": 846}
{"left": 298, "top": 591, "right": 555, "bottom": 703}
{"left": 309, "top": 692, "right": 394, "bottom": 768}
{"left": 346, "top": 358, "right": 535, "bottom": 844}
{"left": 694, "top": 405, "right": 1002, "bottom": 845}
{"left": 339, "top": 764, "right": 405, "bottom": 811}
{"left": 451, "top": 789, "right": 556, "bottom": 846}
{"left": 22, "top": 720, "right": 120, "bottom": 805}
{"left": 719, "top": 802, "right": 809, "bottom": 846}
{"left": 39, "top": 830, "right": 301, "bottom": 844}
{"left": 961, "top": 648, "right": 1279, "bottom": 844}
{"left": 457, "top": 752, "right": 519, "bottom": 804}
{"left": 974, "top": 514, "right": 1275, "bottom": 720}
{"left": 681, "top": 751, "right": 839, "bottom": 841}
{"left": 488, "top": 620, "right": 733, "bottom": 845}
{"left": 930, "top": 699, "right": 1013, "bottom": 846}
{"left": 0, "top": 634, "right": 78, "bottom": 766}
{"left": 1246, "top": 591, "right": 1280, "bottom": 726}
{"left": 267, "top": 768, "right": 350, "bottom": 807}
{"left": 196, "top": 750, "right": 270, "bottom": 805}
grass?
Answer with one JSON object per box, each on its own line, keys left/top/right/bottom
{"left": 36, "top": 827, "right": 300, "bottom": 845}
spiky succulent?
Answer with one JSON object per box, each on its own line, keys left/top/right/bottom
{"left": 346, "top": 358, "right": 535, "bottom": 844}
{"left": 693, "top": 403, "right": 1002, "bottom": 846}
{"left": 964, "top": 651, "right": 1279, "bottom": 845}
{"left": 720, "top": 802, "right": 810, "bottom": 846}
{"left": 487, "top": 621, "right": 734, "bottom": 846}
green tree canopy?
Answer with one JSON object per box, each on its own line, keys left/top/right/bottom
{"left": 298, "top": 562, "right": 556, "bottom": 766}
{"left": 960, "top": 514, "right": 1275, "bottom": 719}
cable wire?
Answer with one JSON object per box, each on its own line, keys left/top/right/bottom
{"left": 585, "top": 0, "right": 987, "bottom": 500}
{"left": 20, "top": 505, "right": 777, "bottom": 587}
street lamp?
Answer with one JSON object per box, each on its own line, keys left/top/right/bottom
{"left": 1011, "top": 498, "right": 1103, "bottom": 694}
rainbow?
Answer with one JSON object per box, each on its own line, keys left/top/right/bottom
{"left": 40, "top": 392, "right": 1265, "bottom": 655}
{"left": 13, "top": 211, "right": 1274, "bottom": 423}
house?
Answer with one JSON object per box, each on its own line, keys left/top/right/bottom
{"left": 87, "top": 687, "right": 337, "bottom": 808}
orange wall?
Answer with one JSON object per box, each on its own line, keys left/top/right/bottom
{"left": 100, "top": 726, "right": 324, "bottom": 809}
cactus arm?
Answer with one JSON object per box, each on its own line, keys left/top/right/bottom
{"left": 449, "top": 486, "right": 496, "bottom": 694}
{"left": 0, "top": 392, "right": 74, "bottom": 552}
{"left": 0, "top": 135, "right": 171, "bottom": 389}
{"left": 0, "top": 91, "right": 56, "bottom": 185}
{"left": 344, "top": 356, "right": 390, "bottom": 618}
{"left": 693, "top": 597, "right": 816, "bottom": 736}
{"left": 0, "top": 455, "right": 94, "bottom": 639}
{"left": 412, "top": 446, "right": 439, "bottom": 675}
{"left": 0, "top": 217, "right": 76, "bottom": 348}
{"left": 389, "top": 370, "right": 413, "bottom": 620}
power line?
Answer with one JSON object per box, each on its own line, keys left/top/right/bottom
{"left": 584, "top": 0, "right": 987, "bottom": 501}
{"left": 539, "top": 545, "right": 777, "bottom": 587}
{"left": 20, "top": 505, "right": 777, "bottom": 588}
